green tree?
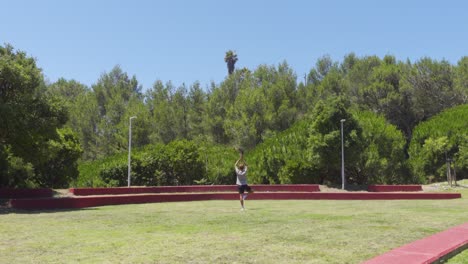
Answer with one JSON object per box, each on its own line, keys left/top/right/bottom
{"left": 223, "top": 62, "right": 298, "bottom": 149}
{"left": 196, "top": 141, "right": 238, "bottom": 185}
{"left": 146, "top": 80, "right": 177, "bottom": 143}
{"left": 0, "top": 44, "right": 79, "bottom": 187}
{"left": 454, "top": 56, "right": 468, "bottom": 104}
{"left": 48, "top": 78, "right": 88, "bottom": 102}
{"left": 307, "top": 97, "right": 363, "bottom": 185}
{"left": 92, "top": 66, "right": 142, "bottom": 157}
{"left": 78, "top": 140, "right": 204, "bottom": 187}
{"left": 352, "top": 111, "right": 408, "bottom": 184}
{"left": 299, "top": 56, "right": 340, "bottom": 112}
{"left": 225, "top": 87, "right": 268, "bottom": 148}
{"left": 124, "top": 96, "right": 151, "bottom": 147}
{"left": 340, "top": 53, "right": 358, "bottom": 75}
{"left": 456, "top": 135, "right": 468, "bottom": 179}
{"left": 262, "top": 62, "right": 298, "bottom": 131}
{"left": 164, "top": 140, "right": 204, "bottom": 185}
{"left": 172, "top": 84, "right": 189, "bottom": 139}
{"left": 47, "top": 78, "right": 99, "bottom": 160}
{"left": 247, "top": 120, "right": 311, "bottom": 184}
{"left": 33, "top": 128, "right": 83, "bottom": 187}
{"left": 205, "top": 71, "right": 245, "bottom": 144}
{"left": 403, "top": 58, "right": 461, "bottom": 122}
{"left": 187, "top": 82, "right": 207, "bottom": 139}
{"left": 71, "top": 91, "right": 100, "bottom": 160}
{"left": 344, "top": 55, "right": 382, "bottom": 100}
{"left": 308, "top": 55, "right": 334, "bottom": 85}
{"left": 356, "top": 59, "right": 416, "bottom": 141}
{"left": 408, "top": 104, "right": 468, "bottom": 182}
{"left": 146, "top": 81, "right": 195, "bottom": 144}
{"left": 315, "top": 68, "right": 349, "bottom": 101}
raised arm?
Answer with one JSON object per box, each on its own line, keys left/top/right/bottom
{"left": 235, "top": 149, "right": 248, "bottom": 169}
{"left": 235, "top": 158, "right": 241, "bottom": 168}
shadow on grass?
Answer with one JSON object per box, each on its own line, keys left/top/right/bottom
{"left": 0, "top": 201, "right": 99, "bottom": 215}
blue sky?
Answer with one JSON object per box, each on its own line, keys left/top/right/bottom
{"left": 1, "top": 0, "right": 467, "bottom": 90}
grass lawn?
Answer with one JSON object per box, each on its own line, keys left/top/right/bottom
{"left": 446, "top": 248, "right": 468, "bottom": 264}
{"left": 1, "top": 182, "right": 467, "bottom": 264}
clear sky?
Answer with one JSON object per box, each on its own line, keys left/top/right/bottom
{"left": 2, "top": 0, "right": 467, "bottom": 90}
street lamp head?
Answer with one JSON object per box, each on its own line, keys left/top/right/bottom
{"left": 340, "top": 119, "right": 346, "bottom": 123}
{"left": 130, "top": 116, "right": 137, "bottom": 120}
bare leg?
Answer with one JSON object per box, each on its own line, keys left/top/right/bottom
{"left": 240, "top": 194, "right": 244, "bottom": 209}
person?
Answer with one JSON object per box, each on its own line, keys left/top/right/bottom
{"left": 235, "top": 152, "right": 253, "bottom": 211}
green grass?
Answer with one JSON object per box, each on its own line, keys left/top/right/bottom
{"left": 1, "top": 183, "right": 468, "bottom": 264}
{"left": 445, "top": 249, "right": 468, "bottom": 264}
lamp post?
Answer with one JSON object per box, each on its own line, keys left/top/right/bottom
{"left": 340, "top": 119, "right": 346, "bottom": 190}
{"left": 128, "top": 116, "right": 137, "bottom": 187}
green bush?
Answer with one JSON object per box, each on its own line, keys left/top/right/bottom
{"left": 278, "top": 160, "right": 319, "bottom": 184}
{"left": 33, "top": 128, "right": 83, "bottom": 188}
{"left": 75, "top": 106, "right": 418, "bottom": 188}
{"left": 306, "top": 97, "right": 363, "bottom": 185}
{"left": 247, "top": 101, "right": 410, "bottom": 185}
{"left": 77, "top": 140, "right": 208, "bottom": 187}
{"left": 352, "top": 110, "right": 408, "bottom": 184}
{"left": 75, "top": 159, "right": 106, "bottom": 187}
{"left": 0, "top": 150, "right": 35, "bottom": 188}
{"left": 247, "top": 120, "right": 312, "bottom": 184}
{"left": 194, "top": 141, "right": 238, "bottom": 185}
{"left": 408, "top": 104, "right": 468, "bottom": 183}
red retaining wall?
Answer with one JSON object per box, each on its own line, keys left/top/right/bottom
{"left": 0, "top": 188, "right": 53, "bottom": 198}
{"left": 368, "top": 185, "right": 423, "bottom": 192}
{"left": 70, "top": 184, "right": 321, "bottom": 196}
{"left": 253, "top": 192, "right": 461, "bottom": 200}
{"left": 10, "top": 192, "right": 461, "bottom": 210}
{"left": 10, "top": 193, "right": 236, "bottom": 210}
{"left": 363, "top": 222, "right": 468, "bottom": 264}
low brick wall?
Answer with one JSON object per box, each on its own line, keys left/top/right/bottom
{"left": 253, "top": 184, "right": 320, "bottom": 192}
{"left": 70, "top": 184, "right": 321, "bottom": 196}
{"left": 10, "top": 193, "right": 239, "bottom": 210}
{"left": 10, "top": 192, "right": 461, "bottom": 210}
{"left": 363, "top": 222, "right": 468, "bottom": 264}
{"left": 368, "top": 185, "right": 423, "bottom": 192}
{"left": 0, "top": 188, "right": 53, "bottom": 198}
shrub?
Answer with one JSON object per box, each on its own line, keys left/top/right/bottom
{"left": 248, "top": 120, "right": 312, "bottom": 184}
{"left": 195, "top": 141, "right": 238, "bottom": 185}
{"left": 408, "top": 104, "right": 468, "bottom": 183}
{"left": 352, "top": 110, "right": 408, "bottom": 184}
{"left": 76, "top": 140, "right": 206, "bottom": 187}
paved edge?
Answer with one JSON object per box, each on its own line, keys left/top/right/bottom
{"left": 362, "top": 222, "right": 468, "bottom": 264}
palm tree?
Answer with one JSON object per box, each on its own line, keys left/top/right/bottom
{"left": 224, "top": 50, "right": 238, "bottom": 75}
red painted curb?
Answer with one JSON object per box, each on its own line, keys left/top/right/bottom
{"left": 70, "top": 184, "right": 321, "bottom": 196}
{"left": 0, "top": 188, "right": 54, "bottom": 198}
{"left": 10, "top": 192, "right": 461, "bottom": 210}
{"left": 362, "top": 223, "right": 468, "bottom": 264}
{"left": 368, "top": 185, "right": 423, "bottom": 192}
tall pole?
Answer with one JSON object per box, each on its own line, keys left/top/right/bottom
{"left": 128, "top": 116, "right": 137, "bottom": 187}
{"left": 340, "top": 119, "right": 346, "bottom": 190}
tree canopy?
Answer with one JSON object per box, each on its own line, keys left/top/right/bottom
{"left": 2, "top": 43, "right": 468, "bottom": 187}
{"left": 0, "top": 45, "right": 81, "bottom": 187}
